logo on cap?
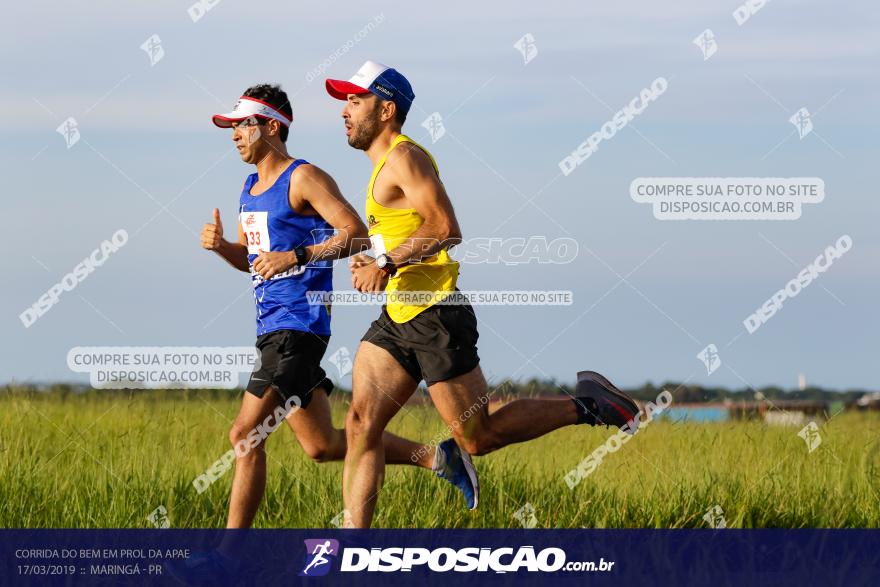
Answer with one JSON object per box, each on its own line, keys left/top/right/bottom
{"left": 373, "top": 83, "right": 393, "bottom": 98}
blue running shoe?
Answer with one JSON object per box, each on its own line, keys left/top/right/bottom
{"left": 435, "top": 439, "right": 480, "bottom": 510}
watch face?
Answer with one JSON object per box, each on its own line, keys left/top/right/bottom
{"left": 377, "top": 255, "right": 387, "bottom": 268}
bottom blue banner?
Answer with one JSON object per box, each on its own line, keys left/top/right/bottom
{"left": 2, "top": 529, "right": 878, "bottom": 586}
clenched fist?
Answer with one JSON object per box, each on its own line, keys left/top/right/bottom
{"left": 350, "top": 253, "right": 388, "bottom": 293}
{"left": 253, "top": 249, "right": 297, "bottom": 280}
{"left": 201, "top": 208, "right": 224, "bottom": 250}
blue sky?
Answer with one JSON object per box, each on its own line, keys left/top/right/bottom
{"left": 3, "top": 0, "right": 878, "bottom": 391}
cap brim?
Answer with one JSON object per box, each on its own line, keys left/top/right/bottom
{"left": 325, "top": 79, "right": 369, "bottom": 100}
{"left": 212, "top": 113, "right": 247, "bottom": 128}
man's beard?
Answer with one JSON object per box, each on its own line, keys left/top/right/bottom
{"left": 348, "top": 115, "right": 379, "bottom": 150}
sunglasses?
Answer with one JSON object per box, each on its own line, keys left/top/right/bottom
{"left": 230, "top": 116, "right": 272, "bottom": 129}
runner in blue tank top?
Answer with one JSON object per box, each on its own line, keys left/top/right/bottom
{"left": 239, "top": 157, "right": 333, "bottom": 337}
{"left": 175, "top": 84, "right": 472, "bottom": 580}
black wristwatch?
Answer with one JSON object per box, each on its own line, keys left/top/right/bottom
{"left": 293, "top": 246, "right": 308, "bottom": 266}
{"left": 376, "top": 253, "right": 397, "bottom": 276}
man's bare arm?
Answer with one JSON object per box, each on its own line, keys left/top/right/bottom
{"left": 216, "top": 222, "right": 250, "bottom": 272}
{"left": 296, "top": 164, "right": 369, "bottom": 262}
{"left": 251, "top": 164, "right": 369, "bottom": 280}
{"left": 382, "top": 144, "right": 462, "bottom": 266}
{"left": 201, "top": 208, "right": 249, "bottom": 272}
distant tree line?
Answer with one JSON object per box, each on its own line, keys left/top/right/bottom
{"left": 489, "top": 378, "right": 872, "bottom": 404}
{"left": 3, "top": 379, "right": 873, "bottom": 405}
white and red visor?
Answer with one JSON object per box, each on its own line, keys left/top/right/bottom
{"left": 212, "top": 96, "right": 292, "bottom": 128}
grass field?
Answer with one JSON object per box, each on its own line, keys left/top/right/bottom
{"left": 2, "top": 390, "right": 879, "bottom": 528}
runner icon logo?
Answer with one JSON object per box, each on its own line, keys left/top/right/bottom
{"left": 300, "top": 539, "right": 340, "bottom": 577}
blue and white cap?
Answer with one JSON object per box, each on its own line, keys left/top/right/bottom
{"left": 326, "top": 60, "right": 415, "bottom": 116}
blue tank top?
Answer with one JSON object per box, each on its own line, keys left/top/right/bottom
{"left": 238, "top": 159, "right": 333, "bottom": 336}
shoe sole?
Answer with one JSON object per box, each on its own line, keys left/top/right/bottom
{"left": 578, "top": 370, "right": 641, "bottom": 434}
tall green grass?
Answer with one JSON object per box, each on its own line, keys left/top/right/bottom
{"left": 1, "top": 391, "right": 878, "bottom": 528}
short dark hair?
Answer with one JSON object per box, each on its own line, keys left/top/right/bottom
{"left": 241, "top": 83, "right": 292, "bottom": 142}
{"left": 394, "top": 104, "right": 407, "bottom": 127}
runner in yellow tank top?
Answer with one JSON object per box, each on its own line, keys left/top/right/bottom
{"left": 366, "top": 133, "right": 459, "bottom": 322}
{"left": 327, "top": 60, "right": 642, "bottom": 529}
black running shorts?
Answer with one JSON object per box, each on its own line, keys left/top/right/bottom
{"left": 247, "top": 329, "right": 333, "bottom": 408}
{"left": 361, "top": 290, "right": 480, "bottom": 385}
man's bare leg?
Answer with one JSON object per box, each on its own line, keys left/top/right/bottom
{"left": 286, "top": 388, "right": 434, "bottom": 468}
{"left": 227, "top": 377, "right": 433, "bottom": 530}
{"left": 226, "top": 389, "right": 285, "bottom": 528}
{"left": 343, "top": 341, "right": 419, "bottom": 527}
{"left": 429, "top": 365, "right": 579, "bottom": 456}
{"left": 218, "top": 381, "right": 431, "bottom": 559}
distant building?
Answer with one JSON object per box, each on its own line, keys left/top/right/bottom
{"left": 732, "top": 400, "right": 828, "bottom": 426}
{"left": 661, "top": 400, "right": 828, "bottom": 426}
{"left": 854, "top": 392, "right": 880, "bottom": 411}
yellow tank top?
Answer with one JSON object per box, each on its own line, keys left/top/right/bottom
{"left": 366, "top": 134, "right": 459, "bottom": 323}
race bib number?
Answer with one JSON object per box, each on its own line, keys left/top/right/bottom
{"left": 241, "top": 211, "right": 271, "bottom": 255}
